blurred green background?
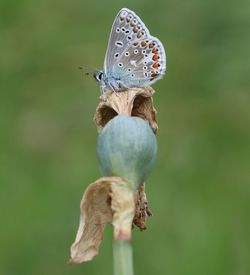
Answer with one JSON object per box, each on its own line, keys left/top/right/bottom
{"left": 0, "top": 0, "right": 250, "bottom": 274}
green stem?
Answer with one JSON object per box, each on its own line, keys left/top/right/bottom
{"left": 113, "top": 239, "right": 134, "bottom": 275}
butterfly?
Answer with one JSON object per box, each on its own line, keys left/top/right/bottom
{"left": 93, "top": 8, "right": 167, "bottom": 94}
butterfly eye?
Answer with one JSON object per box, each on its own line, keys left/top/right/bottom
{"left": 125, "top": 30, "right": 130, "bottom": 34}
{"left": 142, "top": 50, "right": 146, "bottom": 54}
{"left": 114, "top": 53, "right": 119, "bottom": 59}
{"left": 127, "top": 68, "right": 132, "bottom": 72}
{"left": 116, "top": 28, "right": 120, "bottom": 33}
{"left": 115, "top": 41, "right": 123, "bottom": 47}
{"left": 125, "top": 52, "right": 129, "bottom": 56}
{"left": 94, "top": 71, "right": 103, "bottom": 82}
{"left": 118, "top": 63, "right": 123, "bottom": 67}
{"left": 144, "top": 72, "right": 148, "bottom": 77}
{"left": 143, "top": 66, "right": 147, "bottom": 70}
{"left": 134, "top": 49, "right": 139, "bottom": 54}
{"left": 121, "top": 27, "right": 126, "bottom": 32}
{"left": 127, "top": 36, "right": 132, "bottom": 41}
{"left": 131, "top": 74, "right": 135, "bottom": 77}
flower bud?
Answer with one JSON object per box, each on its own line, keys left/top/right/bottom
{"left": 97, "top": 115, "right": 157, "bottom": 188}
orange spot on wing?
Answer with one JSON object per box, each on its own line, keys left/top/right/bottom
{"left": 137, "top": 33, "right": 142, "bottom": 38}
{"left": 133, "top": 42, "right": 138, "bottom": 46}
{"left": 153, "top": 62, "right": 159, "bottom": 68}
{"left": 149, "top": 43, "right": 154, "bottom": 48}
{"left": 152, "top": 55, "right": 159, "bottom": 61}
{"left": 151, "top": 73, "right": 157, "bottom": 77}
{"left": 133, "top": 27, "right": 138, "bottom": 33}
{"left": 152, "top": 48, "right": 158, "bottom": 54}
{"left": 141, "top": 41, "right": 147, "bottom": 47}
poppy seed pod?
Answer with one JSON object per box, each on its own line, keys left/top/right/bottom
{"left": 97, "top": 115, "right": 157, "bottom": 188}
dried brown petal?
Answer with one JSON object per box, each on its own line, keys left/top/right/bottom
{"left": 111, "top": 180, "right": 135, "bottom": 241}
{"left": 69, "top": 177, "right": 135, "bottom": 264}
{"left": 94, "top": 87, "right": 158, "bottom": 133}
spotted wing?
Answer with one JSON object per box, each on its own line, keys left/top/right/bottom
{"left": 104, "top": 8, "right": 166, "bottom": 88}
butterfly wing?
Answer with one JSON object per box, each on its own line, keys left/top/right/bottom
{"left": 104, "top": 8, "right": 166, "bottom": 89}
{"left": 112, "top": 36, "right": 166, "bottom": 88}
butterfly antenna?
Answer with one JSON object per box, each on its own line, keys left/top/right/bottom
{"left": 78, "top": 65, "right": 92, "bottom": 76}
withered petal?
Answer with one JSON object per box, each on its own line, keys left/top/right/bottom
{"left": 69, "top": 177, "right": 135, "bottom": 264}
{"left": 94, "top": 87, "right": 158, "bottom": 134}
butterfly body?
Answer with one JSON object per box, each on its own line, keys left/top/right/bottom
{"left": 94, "top": 8, "right": 166, "bottom": 93}
{"left": 94, "top": 70, "right": 127, "bottom": 93}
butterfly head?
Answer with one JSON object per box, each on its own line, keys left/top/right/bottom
{"left": 94, "top": 70, "right": 109, "bottom": 93}
{"left": 93, "top": 70, "right": 104, "bottom": 83}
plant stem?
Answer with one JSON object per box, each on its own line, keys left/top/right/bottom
{"left": 113, "top": 239, "right": 134, "bottom": 275}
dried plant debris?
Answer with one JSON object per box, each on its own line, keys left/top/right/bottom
{"left": 94, "top": 87, "right": 158, "bottom": 133}
{"left": 69, "top": 177, "right": 135, "bottom": 264}
{"left": 133, "top": 183, "right": 153, "bottom": 231}
{"left": 69, "top": 177, "right": 152, "bottom": 264}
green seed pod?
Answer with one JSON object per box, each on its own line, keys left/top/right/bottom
{"left": 97, "top": 115, "right": 157, "bottom": 188}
